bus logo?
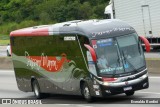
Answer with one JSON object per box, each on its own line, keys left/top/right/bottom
{"left": 25, "top": 51, "right": 70, "bottom": 72}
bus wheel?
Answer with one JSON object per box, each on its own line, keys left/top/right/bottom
{"left": 125, "top": 91, "right": 135, "bottom": 96}
{"left": 82, "top": 83, "right": 93, "bottom": 102}
{"left": 32, "top": 80, "right": 43, "bottom": 99}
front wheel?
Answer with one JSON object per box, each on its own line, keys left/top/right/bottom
{"left": 82, "top": 83, "right": 93, "bottom": 102}
{"left": 125, "top": 91, "right": 135, "bottom": 96}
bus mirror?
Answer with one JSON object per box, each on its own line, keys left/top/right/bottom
{"left": 84, "top": 44, "right": 97, "bottom": 62}
{"left": 139, "top": 36, "right": 151, "bottom": 52}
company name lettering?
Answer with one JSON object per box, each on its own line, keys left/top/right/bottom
{"left": 25, "top": 51, "right": 58, "bottom": 71}
{"left": 92, "top": 27, "right": 134, "bottom": 37}
{"left": 100, "top": 67, "right": 123, "bottom": 73}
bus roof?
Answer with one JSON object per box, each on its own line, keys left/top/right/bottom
{"left": 10, "top": 19, "right": 136, "bottom": 39}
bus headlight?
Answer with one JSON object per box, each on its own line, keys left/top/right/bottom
{"left": 103, "top": 82, "right": 109, "bottom": 86}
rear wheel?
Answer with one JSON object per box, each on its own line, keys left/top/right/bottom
{"left": 32, "top": 80, "right": 44, "bottom": 99}
{"left": 82, "top": 83, "right": 93, "bottom": 102}
{"left": 125, "top": 91, "right": 135, "bottom": 96}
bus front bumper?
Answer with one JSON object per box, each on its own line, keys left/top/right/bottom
{"left": 99, "top": 74, "right": 149, "bottom": 96}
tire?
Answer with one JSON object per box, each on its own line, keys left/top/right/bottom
{"left": 125, "top": 91, "right": 135, "bottom": 96}
{"left": 82, "top": 83, "right": 93, "bottom": 102}
{"left": 7, "top": 50, "right": 11, "bottom": 57}
{"left": 32, "top": 80, "right": 44, "bottom": 99}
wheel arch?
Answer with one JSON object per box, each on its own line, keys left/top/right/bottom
{"left": 31, "top": 76, "right": 37, "bottom": 91}
{"left": 80, "top": 79, "right": 85, "bottom": 91}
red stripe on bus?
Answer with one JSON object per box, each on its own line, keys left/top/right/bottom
{"left": 10, "top": 28, "right": 49, "bottom": 37}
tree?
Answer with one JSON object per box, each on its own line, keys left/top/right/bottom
{"left": 0, "top": 0, "right": 110, "bottom": 32}
{"left": 79, "top": 2, "right": 93, "bottom": 19}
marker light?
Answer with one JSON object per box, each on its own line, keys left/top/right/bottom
{"left": 102, "top": 77, "right": 117, "bottom": 82}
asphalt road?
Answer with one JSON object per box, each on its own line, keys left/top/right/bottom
{"left": 0, "top": 46, "right": 7, "bottom": 57}
{"left": 0, "top": 70, "right": 159, "bottom": 107}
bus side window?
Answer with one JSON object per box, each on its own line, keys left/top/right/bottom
{"left": 78, "top": 36, "right": 89, "bottom": 45}
{"left": 78, "top": 35, "right": 90, "bottom": 64}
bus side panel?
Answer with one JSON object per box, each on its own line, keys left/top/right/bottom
{"left": 11, "top": 36, "right": 88, "bottom": 95}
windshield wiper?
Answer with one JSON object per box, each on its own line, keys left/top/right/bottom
{"left": 122, "top": 50, "right": 138, "bottom": 73}
{"left": 112, "top": 49, "right": 121, "bottom": 77}
{"left": 112, "top": 58, "right": 121, "bottom": 77}
{"left": 138, "top": 42, "right": 142, "bottom": 55}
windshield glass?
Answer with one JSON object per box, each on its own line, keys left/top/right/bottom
{"left": 92, "top": 38, "right": 124, "bottom": 75}
{"left": 117, "top": 33, "right": 145, "bottom": 72}
{"left": 93, "top": 33, "right": 145, "bottom": 75}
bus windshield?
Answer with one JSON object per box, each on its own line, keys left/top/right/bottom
{"left": 93, "top": 33, "right": 145, "bottom": 75}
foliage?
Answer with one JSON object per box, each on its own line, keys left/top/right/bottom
{"left": 0, "top": 0, "right": 109, "bottom": 35}
{"left": 0, "top": 40, "right": 10, "bottom": 45}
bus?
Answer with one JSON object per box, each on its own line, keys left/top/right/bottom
{"left": 10, "top": 19, "right": 150, "bottom": 102}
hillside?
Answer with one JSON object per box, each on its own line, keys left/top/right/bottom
{"left": 0, "top": 0, "right": 109, "bottom": 35}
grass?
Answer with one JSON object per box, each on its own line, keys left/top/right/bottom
{"left": 0, "top": 34, "right": 10, "bottom": 45}
{"left": 0, "top": 40, "right": 10, "bottom": 45}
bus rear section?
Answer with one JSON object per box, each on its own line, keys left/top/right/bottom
{"left": 10, "top": 34, "right": 89, "bottom": 98}
{"left": 10, "top": 19, "right": 150, "bottom": 102}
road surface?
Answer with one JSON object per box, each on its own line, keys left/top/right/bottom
{"left": 0, "top": 70, "right": 159, "bottom": 107}
{"left": 0, "top": 46, "right": 7, "bottom": 57}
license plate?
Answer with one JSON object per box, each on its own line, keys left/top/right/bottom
{"left": 124, "top": 86, "right": 132, "bottom": 91}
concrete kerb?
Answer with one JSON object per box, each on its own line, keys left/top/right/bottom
{"left": 0, "top": 57, "right": 159, "bottom": 73}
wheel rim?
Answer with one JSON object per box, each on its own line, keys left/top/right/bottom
{"left": 34, "top": 84, "right": 39, "bottom": 97}
{"left": 84, "top": 86, "right": 90, "bottom": 99}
